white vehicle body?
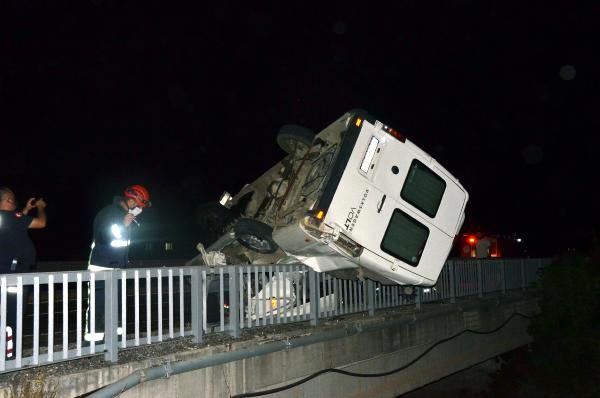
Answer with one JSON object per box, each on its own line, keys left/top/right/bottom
{"left": 247, "top": 272, "right": 336, "bottom": 320}
{"left": 208, "top": 110, "right": 469, "bottom": 287}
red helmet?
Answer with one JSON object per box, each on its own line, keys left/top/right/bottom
{"left": 124, "top": 185, "right": 151, "bottom": 208}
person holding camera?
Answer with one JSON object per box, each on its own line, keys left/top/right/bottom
{"left": 0, "top": 186, "right": 47, "bottom": 358}
{"left": 0, "top": 187, "right": 47, "bottom": 273}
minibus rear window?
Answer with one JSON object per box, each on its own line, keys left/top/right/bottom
{"left": 381, "top": 209, "right": 429, "bottom": 266}
{"left": 400, "top": 160, "right": 446, "bottom": 218}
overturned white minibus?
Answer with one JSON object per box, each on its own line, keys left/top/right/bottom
{"left": 197, "top": 109, "right": 469, "bottom": 288}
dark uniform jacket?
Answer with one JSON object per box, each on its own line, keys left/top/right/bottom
{"left": 89, "top": 196, "right": 131, "bottom": 268}
{"left": 0, "top": 210, "right": 35, "bottom": 273}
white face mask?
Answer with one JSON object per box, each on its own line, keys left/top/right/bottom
{"left": 129, "top": 207, "right": 143, "bottom": 217}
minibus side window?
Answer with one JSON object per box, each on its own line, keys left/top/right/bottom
{"left": 400, "top": 160, "right": 446, "bottom": 218}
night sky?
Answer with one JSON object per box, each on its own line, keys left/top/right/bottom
{"left": 2, "top": 2, "right": 598, "bottom": 262}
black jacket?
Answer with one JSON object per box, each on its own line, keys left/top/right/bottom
{"left": 89, "top": 196, "right": 131, "bottom": 267}
{"left": 0, "top": 210, "right": 35, "bottom": 272}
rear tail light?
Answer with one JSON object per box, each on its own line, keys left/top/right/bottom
{"left": 383, "top": 125, "right": 406, "bottom": 143}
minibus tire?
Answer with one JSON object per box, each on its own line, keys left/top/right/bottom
{"left": 277, "top": 124, "right": 315, "bottom": 154}
{"left": 234, "top": 219, "right": 279, "bottom": 254}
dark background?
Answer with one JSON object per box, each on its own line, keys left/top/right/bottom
{"left": 1, "top": 2, "right": 598, "bottom": 262}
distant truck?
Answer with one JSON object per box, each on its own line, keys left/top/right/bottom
{"left": 190, "top": 109, "right": 469, "bottom": 289}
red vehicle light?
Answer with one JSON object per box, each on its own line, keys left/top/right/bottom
{"left": 385, "top": 127, "right": 406, "bottom": 143}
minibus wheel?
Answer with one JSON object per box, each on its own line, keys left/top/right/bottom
{"left": 234, "top": 219, "right": 279, "bottom": 254}
{"left": 277, "top": 124, "right": 315, "bottom": 155}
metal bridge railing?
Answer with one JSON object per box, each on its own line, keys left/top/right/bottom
{"left": 0, "top": 257, "right": 549, "bottom": 373}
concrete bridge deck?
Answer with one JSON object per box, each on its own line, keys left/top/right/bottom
{"left": 0, "top": 291, "right": 538, "bottom": 398}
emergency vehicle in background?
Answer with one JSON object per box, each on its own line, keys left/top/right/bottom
{"left": 456, "top": 232, "right": 526, "bottom": 258}
{"left": 190, "top": 109, "right": 469, "bottom": 289}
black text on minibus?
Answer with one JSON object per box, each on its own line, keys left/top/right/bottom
{"left": 345, "top": 189, "right": 369, "bottom": 231}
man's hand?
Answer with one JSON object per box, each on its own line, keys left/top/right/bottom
{"left": 23, "top": 198, "right": 36, "bottom": 214}
{"left": 33, "top": 198, "right": 46, "bottom": 209}
{"left": 124, "top": 213, "right": 136, "bottom": 227}
{"left": 23, "top": 197, "right": 46, "bottom": 214}
{"left": 26, "top": 198, "right": 47, "bottom": 229}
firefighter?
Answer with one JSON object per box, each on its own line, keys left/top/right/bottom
{"left": 85, "top": 185, "right": 151, "bottom": 342}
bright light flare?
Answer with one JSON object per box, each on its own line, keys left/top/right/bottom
{"left": 111, "top": 224, "right": 122, "bottom": 239}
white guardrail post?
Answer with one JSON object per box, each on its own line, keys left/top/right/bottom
{"left": 191, "top": 267, "right": 203, "bottom": 344}
{"left": 367, "top": 279, "right": 375, "bottom": 317}
{"left": 228, "top": 266, "right": 240, "bottom": 338}
{"left": 309, "top": 269, "right": 319, "bottom": 326}
{"left": 104, "top": 269, "right": 119, "bottom": 362}
{"left": 1, "top": 277, "right": 6, "bottom": 372}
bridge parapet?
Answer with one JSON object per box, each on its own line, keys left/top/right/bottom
{"left": 0, "top": 258, "right": 549, "bottom": 396}
{"left": 1, "top": 293, "right": 539, "bottom": 397}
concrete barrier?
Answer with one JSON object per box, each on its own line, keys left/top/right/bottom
{"left": 0, "top": 293, "right": 538, "bottom": 397}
